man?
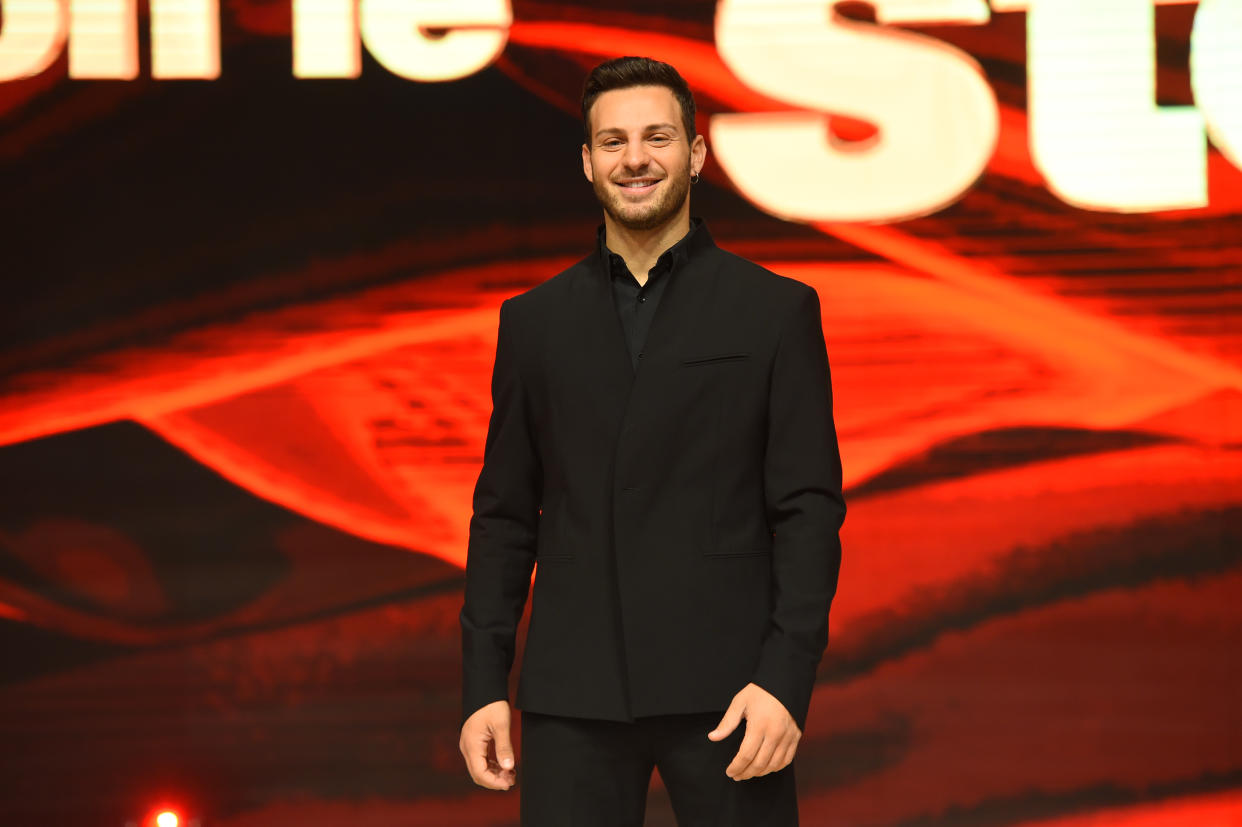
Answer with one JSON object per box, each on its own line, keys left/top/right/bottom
{"left": 458, "top": 56, "right": 845, "bottom": 826}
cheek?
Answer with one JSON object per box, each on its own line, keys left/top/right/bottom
{"left": 657, "top": 151, "right": 686, "bottom": 173}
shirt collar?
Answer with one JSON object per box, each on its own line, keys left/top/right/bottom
{"left": 597, "top": 216, "right": 710, "bottom": 283}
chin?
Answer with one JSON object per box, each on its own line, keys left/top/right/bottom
{"left": 609, "top": 196, "right": 686, "bottom": 231}
{"left": 614, "top": 211, "right": 668, "bottom": 232}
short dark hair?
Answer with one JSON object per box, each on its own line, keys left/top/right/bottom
{"left": 581, "top": 56, "right": 697, "bottom": 144}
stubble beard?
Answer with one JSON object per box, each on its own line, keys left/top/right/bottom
{"left": 592, "top": 158, "right": 692, "bottom": 232}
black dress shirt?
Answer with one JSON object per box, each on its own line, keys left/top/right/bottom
{"left": 599, "top": 217, "right": 705, "bottom": 372}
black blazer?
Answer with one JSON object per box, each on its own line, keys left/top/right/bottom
{"left": 460, "top": 223, "right": 845, "bottom": 731}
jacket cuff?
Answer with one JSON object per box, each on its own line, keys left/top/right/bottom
{"left": 460, "top": 668, "right": 510, "bottom": 731}
{"left": 751, "top": 634, "right": 821, "bottom": 731}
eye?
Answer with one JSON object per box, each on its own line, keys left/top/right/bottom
{"left": 601, "top": 138, "right": 624, "bottom": 150}
{"left": 648, "top": 135, "right": 672, "bottom": 146}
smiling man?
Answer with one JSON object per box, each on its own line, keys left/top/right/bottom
{"left": 458, "top": 56, "right": 845, "bottom": 826}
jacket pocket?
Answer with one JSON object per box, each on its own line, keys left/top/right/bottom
{"left": 680, "top": 351, "right": 750, "bottom": 367}
{"left": 704, "top": 545, "right": 772, "bottom": 558}
{"left": 535, "top": 502, "right": 574, "bottom": 562}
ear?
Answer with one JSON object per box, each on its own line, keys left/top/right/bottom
{"left": 582, "top": 142, "right": 594, "bottom": 184}
{"left": 690, "top": 133, "right": 707, "bottom": 179}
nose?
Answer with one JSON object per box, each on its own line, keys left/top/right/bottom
{"left": 622, "top": 136, "right": 649, "bottom": 171}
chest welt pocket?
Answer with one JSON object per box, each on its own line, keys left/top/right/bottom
{"left": 680, "top": 351, "right": 750, "bottom": 367}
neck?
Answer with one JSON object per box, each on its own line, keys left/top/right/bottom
{"left": 603, "top": 208, "right": 691, "bottom": 285}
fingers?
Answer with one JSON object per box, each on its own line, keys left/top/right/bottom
{"left": 778, "top": 738, "right": 798, "bottom": 769}
{"left": 465, "top": 738, "right": 512, "bottom": 789}
{"left": 727, "top": 722, "right": 801, "bottom": 780}
{"left": 725, "top": 722, "right": 764, "bottom": 779}
{"left": 459, "top": 705, "right": 517, "bottom": 791}
{"left": 481, "top": 735, "right": 517, "bottom": 790}
{"left": 493, "top": 717, "right": 515, "bottom": 772}
{"left": 725, "top": 730, "right": 765, "bottom": 779}
{"left": 461, "top": 730, "right": 505, "bottom": 789}
{"left": 707, "top": 698, "right": 745, "bottom": 741}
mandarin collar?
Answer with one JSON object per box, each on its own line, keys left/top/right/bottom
{"left": 596, "top": 217, "right": 713, "bottom": 281}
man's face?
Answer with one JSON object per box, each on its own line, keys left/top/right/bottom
{"left": 582, "top": 85, "right": 706, "bottom": 232}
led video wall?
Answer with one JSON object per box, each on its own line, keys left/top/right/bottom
{"left": 1, "top": 1, "right": 1239, "bottom": 824}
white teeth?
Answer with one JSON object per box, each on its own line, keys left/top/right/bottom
{"left": 620, "top": 181, "right": 655, "bottom": 188}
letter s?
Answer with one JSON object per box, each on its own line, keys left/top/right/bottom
{"left": 711, "top": 0, "right": 998, "bottom": 223}
{"left": 0, "top": 0, "right": 65, "bottom": 81}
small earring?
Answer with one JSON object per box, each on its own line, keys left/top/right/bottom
{"left": 690, "top": 171, "right": 700, "bottom": 184}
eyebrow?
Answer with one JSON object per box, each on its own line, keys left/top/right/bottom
{"left": 594, "top": 122, "right": 681, "bottom": 139}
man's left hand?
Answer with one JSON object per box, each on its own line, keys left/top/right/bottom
{"left": 707, "top": 682, "right": 802, "bottom": 780}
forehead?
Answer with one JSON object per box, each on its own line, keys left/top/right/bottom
{"left": 590, "top": 85, "right": 683, "bottom": 135}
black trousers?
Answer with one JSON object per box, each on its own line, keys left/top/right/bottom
{"left": 519, "top": 709, "right": 798, "bottom": 827}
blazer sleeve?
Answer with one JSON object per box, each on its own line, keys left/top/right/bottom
{"left": 459, "top": 297, "right": 542, "bottom": 730}
{"left": 751, "top": 284, "right": 846, "bottom": 731}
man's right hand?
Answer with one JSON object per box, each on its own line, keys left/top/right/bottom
{"left": 459, "top": 699, "right": 517, "bottom": 790}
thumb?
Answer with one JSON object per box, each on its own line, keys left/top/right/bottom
{"left": 707, "top": 698, "right": 745, "bottom": 741}
{"left": 493, "top": 719, "right": 515, "bottom": 770}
